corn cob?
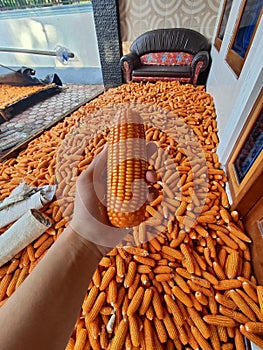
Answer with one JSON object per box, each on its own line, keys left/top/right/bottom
{"left": 234, "top": 328, "right": 246, "bottom": 350}
{"left": 124, "top": 261, "right": 137, "bottom": 288}
{"left": 108, "top": 279, "right": 117, "bottom": 306}
{"left": 228, "top": 289, "right": 256, "bottom": 321}
{"left": 209, "top": 325, "right": 221, "bottom": 350}
{"left": 139, "top": 287, "right": 153, "bottom": 315}
{"left": 152, "top": 286, "right": 165, "bottom": 319}
{"left": 100, "top": 306, "right": 113, "bottom": 316}
{"left": 100, "top": 325, "right": 109, "bottom": 349}
{"left": 126, "top": 286, "right": 144, "bottom": 316}
{"left": 127, "top": 273, "right": 140, "bottom": 299}
{"left": 146, "top": 304, "right": 155, "bottom": 320}
{"left": 115, "top": 254, "right": 125, "bottom": 279}
{"left": 15, "top": 266, "right": 29, "bottom": 290}
{"left": 187, "top": 306, "right": 211, "bottom": 339}
{"left": 65, "top": 337, "right": 75, "bottom": 350}
{"left": 242, "top": 282, "right": 258, "bottom": 303}
{"left": 6, "top": 269, "right": 20, "bottom": 297}
{"left": 82, "top": 286, "right": 99, "bottom": 314}
{"left": 240, "top": 325, "right": 263, "bottom": 349}
{"left": 219, "top": 304, "right": 250, "bottom": 324}
{"left": 164, "top": 294, "right": 184, "bottom": 326}
{"left": 153, "top": 317, "right": 168, "bottom": 343}
{"left": 109, "top": 319, "right": 128, "bottom": 350}
{"left": 215, "top": 292, "right": 236, "bottom": 309}
{"left": 162, "top": 309, "right": 179, "bottom": 340}
{"left": 0, "top": 274, "right": 12, "bottom": 301}
{"left": 99, "top": 266, "right": 116, "bottom": 291}
{"left": 144, "top": 318, "right": 155, "bottom": 350}
{"left": 216, "top": 325, "right": 228, "bottom": 343}
{"left": 7, "top": 259, "right": 19, "bottom": 274}
{"left": 203, "top": 314, "right": 237, "bottom": 327}
{"left": 74, "top": 328, "right": 87, "bottom": 350}
{"left": 107, "top": 109, "right": 147, "bottom": 228}
{"left": 245, "top": 321, "right": 263, "bottom": 334}
{"left": 236, "top": 289, "right": 263, "bottom": 322}
{"left": 172, "top": 286, "right": 193, "bottom": 307}
{"left": 85, "top": 291, "right": 106, "bottom": 322}
{"left": 128, "top": 315, "right": 140, "bottom": 347}
{"left": 191, "top": 325, "right": 213, "bottom": 350}
{"left": 257, "top": 285, "right": 263, "bottom": 313}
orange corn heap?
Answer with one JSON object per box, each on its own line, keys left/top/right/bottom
{"left": 107, "top": 109, "right": 147, "bottom": 228}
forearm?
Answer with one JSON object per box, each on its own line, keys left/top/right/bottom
{"left": 0, "top": 227, "right": 102, "bottom": 350}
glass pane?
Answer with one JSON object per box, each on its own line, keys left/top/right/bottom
{"left": 232, "top": 0, "right": 263, "bottom": 58}
{"left": 234, "top": 108, "right": 263, "bottom": 182}
{"left": 218, "top": 0, "right": 234, "bottom": 40}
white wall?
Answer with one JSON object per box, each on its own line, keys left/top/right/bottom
{"left": 0, "top": 4, "right": 102, "bottom": 84}
{"left": 207, "top": 3, "right": 262, "bottom": 348}
{"left": 206, "top": 0, "right": 263, "bottom": 165}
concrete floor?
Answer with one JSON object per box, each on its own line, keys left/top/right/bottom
{"left": 0, "top": 84, "right": 104, "bottom": 160}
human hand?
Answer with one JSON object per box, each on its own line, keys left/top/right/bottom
{"left": 70, "top": 144, "right": 157, "bottom": 256}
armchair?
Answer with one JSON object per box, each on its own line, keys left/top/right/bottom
{"left": 120, "top": 28, "right": 210, "bottom": 85}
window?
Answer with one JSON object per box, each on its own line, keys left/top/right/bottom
{"left": 214, "top": 0, "right": 233, "bottom": 51}
{"left": 234, "top": 109, "right": 263, "bottom": 183}
{"left": 226, "top": 0, "right": 263, "bottom": 76}
{"left": 227, "top": 89, "right": 263, "bottom": 212}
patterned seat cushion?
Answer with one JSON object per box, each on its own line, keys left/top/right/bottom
{"left": 140, "top": 52, "right": 193, "bottom": 66}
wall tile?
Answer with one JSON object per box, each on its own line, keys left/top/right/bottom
{"left": 119, "top": 0, "right": 220, "bottom": 53}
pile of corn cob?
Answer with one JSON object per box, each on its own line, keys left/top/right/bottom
{"left": 0, "top": 81, "right": 263, "bottom": 349}
{"left": 0, "top": 83, "right": 56, "bottom": 109}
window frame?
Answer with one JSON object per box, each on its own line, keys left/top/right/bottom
{"left": 214, "top": 0, "right": 230, "bottom": 51}
{"left": 226, "top": 0, "right": 263, "bottom": 77}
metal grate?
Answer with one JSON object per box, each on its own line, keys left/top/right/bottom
{"left": 0, "top": 0, "right": 90, "bottom": 11}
